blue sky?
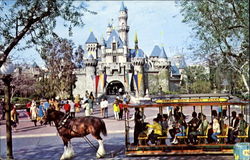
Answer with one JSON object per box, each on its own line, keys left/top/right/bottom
{"left": 11, "top": 1, "right": 194, "bottom": 66}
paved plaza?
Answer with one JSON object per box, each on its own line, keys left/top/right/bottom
{"left": 0, "top": 97, "right": 244, "bottom": 160}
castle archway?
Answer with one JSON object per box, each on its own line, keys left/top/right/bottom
{"left": 106, "top": 80, "right": 124, "bottom": 95}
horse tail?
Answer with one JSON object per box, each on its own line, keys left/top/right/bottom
{"left": 100, "top": 119, "right": 107, "bottom": 136}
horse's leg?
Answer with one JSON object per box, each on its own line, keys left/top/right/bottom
{"left": 60, "top": 137, "right": 74, "bottom": 160}
{"left": 92, "top": 134, "right": 106, "bottom": 158}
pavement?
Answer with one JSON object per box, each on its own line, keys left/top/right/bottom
{"left": 0, "top": 97, "right": 239, "bottom": 160}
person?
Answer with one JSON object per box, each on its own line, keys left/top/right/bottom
{"left": 100, "top": 98, "right": 108, "bottom": 118}
{"left": 30, "top": 100, "right": 38, "bottom": 126}
{"left": 37, "top": 101, "right": 45, "bottom": 125}
{"left": 197, "top": 114, "right": 209, "bottom": 136}
{"left": 188, "top": 112, "right": 200, "bottom": 144}
{"left": 211, "top": 118, "right": 221, "bottom": 143}
{"left": 147, "top": 118, "right": 163, "bottom": 145}
{"left": 26, "top": 101, "right": 32, "bottom": 119}
{"left": 113, "top": 100, "right": 120, "bottom": 120}
{"left": 43, "top": 99, "right": 50, "bottom": 112}
{"left": 0, "top": 98, "right": 6, "bottom": 120}
{"left": 85, "top": 90, "right": 89, "bottom": 98}
{"left": 88, "top": 92, "right": 94, "bottom": 114}
{"left": 119, "top": 88, "right": 123, "bottom": 95}
{"left": 171, "top": 121, "right": 186, "bottom": 144}
{"left": 161, "top": 114, "right": 169, "bottom": 135}
{"left": 132, "top": 107, "right": 144, "bottom": 145}
{"left": 222, "top": 105, "right": 228, "bottom": 119}
{"left": 228, "top": 111, "right": 239, "bottom": 144}
{"left": 118, "top": 100, "right": 124, "bottom": 120}
{"left": 237, "top": 113, "right": 248, "bottom": 137}
{"left": 54, "top": 99, "right": 60, "bottom": 111}
{"left": 11, "top": 105, "right": 18, "bottom": 131}
{"left": 69, "top": 100, "right": 75, "bottom": 118}
{"left": 64, "top": 101, "right": 70, "bottom": 114}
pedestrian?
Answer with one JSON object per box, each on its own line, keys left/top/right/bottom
{"left": 0, "top": 98, "right": 6, "bottom": 120}
{"left": 30, "top": 100, "right": 38, "bottom": 126}
{"left": 64, "top": 101, "right": 70, "bottom": 114}
{"left": 37, "top": 101, "right": 45, "bottom": 125}
{"left": 54, "top": 99, "right": 60, "bottom": 111}
{"left": 100, "top": 98, "right": 108, "bottom": 118}
{"left": 26, "top": 101, "right": 31, "bottom": 119}
{"left": 113, "top": 100, "right": 120, "bottom": 120}
{"left": 118, "top": 100, "right": 124, "bottom": 120}
{"left": 69, "top": 100, "right": 75, "bottom": 118}
{"left": 43, "top": 99, "right": 50, "bottom": 112}
{"left": 11, "top": 105, "right": 18, "bottom": 132}
{"left": 88, "top": 92, "right": 94, "bottom": 114}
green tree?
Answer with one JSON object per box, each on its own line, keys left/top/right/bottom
{"left": 0, "top": 0, "right": 96, "bottom": 67}
{"left": 178, "top": 0, "right": 249, "bottom": 92}
{"left": 181, "top": 66, "right": 211, "bottom": 94}
{"left": 38, "top": 38, "right": 81, "bottom": 99}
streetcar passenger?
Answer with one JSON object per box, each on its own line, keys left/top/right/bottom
{"left": 228, "top": 111, "right": 239, "bottom": 144}
{"left": 188, "top": 112, "right": 199, "bottom": 144}
{"left": 211, "top": 118, "right": 221, "bottom": 143}
{"left": 146, "top": 118, "right": 162, "bottom": 144}
{"left": 197, "top": 115, "right": 210, "bottom": 136}
{"left": 236, "top": 113, "right": 248, "bottom": 137}
{"left": 171, "top": 114, "right": 187, "bottom": 144}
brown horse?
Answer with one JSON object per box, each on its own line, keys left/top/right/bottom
{"left": 43, "top": 108, "right": 107, "bottom": 160}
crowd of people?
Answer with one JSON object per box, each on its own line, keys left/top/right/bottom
{"left": 133, "top": 106, "right": 249, "bottom": 146}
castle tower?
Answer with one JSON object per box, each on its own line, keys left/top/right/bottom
{"left": 132, "top": 50, "right": 145, "bottom": 97}
{"left": 106, "top": 23, "right": 112, "bottom": 39}
{"left": 85, "top": 32, "right": 98, "bottom": 59}
{"left": 157, "top": 47, "right": 170, "bottom": 93}
{"left": 118, "top": 2, "right": 129, "bottom": 46}
{"left": 84, "top": 53, "right": 97, "bottom": 93}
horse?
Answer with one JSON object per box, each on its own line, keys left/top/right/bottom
{"left": 42, "top": 108, "right": 107, "bottom": 160}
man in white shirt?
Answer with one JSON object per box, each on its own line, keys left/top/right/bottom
{"left": 100, "top": 98, "right": 109, "bottom": 118}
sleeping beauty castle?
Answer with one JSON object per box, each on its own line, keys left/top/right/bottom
{"left": 73, "top": 2, "right": 186, "bottom": 98}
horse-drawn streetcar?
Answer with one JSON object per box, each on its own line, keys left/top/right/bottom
{"left": 123, "top": 94, "right": 250, "bottom": 156}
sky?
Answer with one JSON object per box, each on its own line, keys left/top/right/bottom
{"left": 10, "top": 1, "right": 195, "bottom": 67}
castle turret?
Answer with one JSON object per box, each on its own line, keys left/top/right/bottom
{"left": 118, "top": 2, "right": 129, "bottom": 46}
{"left": 85, "top": 32, "right": 98, "bottom": 59}
{"left": 132, "top": 49, "right": 145, "bottom": 97}
{"left": 84, "top": 53, "right": 97, "bottom": 93}
{"left": 156, "top": 47, "right": 170, "bottom": 93}
{"left": 106, "top": 23, "right": 112, "bottom": 39}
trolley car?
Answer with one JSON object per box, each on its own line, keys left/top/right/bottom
{"left": 123, "top": 94, "right": 249, "bottom": 156}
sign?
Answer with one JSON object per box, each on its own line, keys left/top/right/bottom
{"left": 155, "top": 98, "right": 228, "bottom": 104}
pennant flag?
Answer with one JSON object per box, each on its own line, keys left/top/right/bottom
{"left": 128, "top": 73, "right": 133, "bottom": 87}
{"left": 95, "top": 75, "right": 100, "bottom": 93}
{"left": 99, "top": 74, "right": 104, "bottom": 89}
{"left": 138, "top": 73, "right": 143, "bottom": 90}
{"left": 133, "top": 74, "right": 138, "bottom": 91}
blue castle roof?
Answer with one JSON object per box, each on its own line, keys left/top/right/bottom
{"left": 120, "top": 2, "right": 127, "bottom": 12}
{"left": 159, "top": 47, "right": 168, "bottom": 59}
{"left": 85, "top": 32, "right": 98, "bottom": 44}
{"left": 171, "top": 65, "right": 180, "bottom": 75}
{"left": 150, "top": 45, "right": 161, "bottom": 57}
{"left": 106, "top": 30, "right": 124, "bottom": 49}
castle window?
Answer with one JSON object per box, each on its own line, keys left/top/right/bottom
{"left": 112, "top": 43, "right": 116, "bottom": 51}
{"left": 113, "top": 56, "right": 117, "bottom": 63}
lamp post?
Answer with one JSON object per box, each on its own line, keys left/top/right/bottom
{"left": 0, "top": 60, "right": 15, "bottom": 160}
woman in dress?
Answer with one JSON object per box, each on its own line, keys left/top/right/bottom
{"left": 30, "top": 100, "right": 38, "bottom": 126}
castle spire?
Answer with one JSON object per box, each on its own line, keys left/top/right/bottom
{"left": 134, "top": 32, "right": 138, "bottom": 50}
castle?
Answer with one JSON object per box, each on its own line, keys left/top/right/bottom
{"left": 73, "top": 2, "right": 186, "bottom": 98}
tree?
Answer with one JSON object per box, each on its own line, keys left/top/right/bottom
{"left": 178, "top": 0, "right": 249, "bottom": 92}
{"left": 181, "top": 66, "right": 211, "bottom": 94}
{"left": 38, "top": 38, "right": 82, "bottom": 99}
{"left": 0, "top": 0, "right": 96, "bottom": 67}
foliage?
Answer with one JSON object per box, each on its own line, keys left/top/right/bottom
{"left": 0, "top": 0, "right": 96, "bottom": 67}
{"left": 181, "top": 66, "right": 211, "bottom": 94}
{"left": 37, "top": 37, "right": 82, "bottom": 99}
{"left": 178, "top": 0, "right": 249, "bottom": 92}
